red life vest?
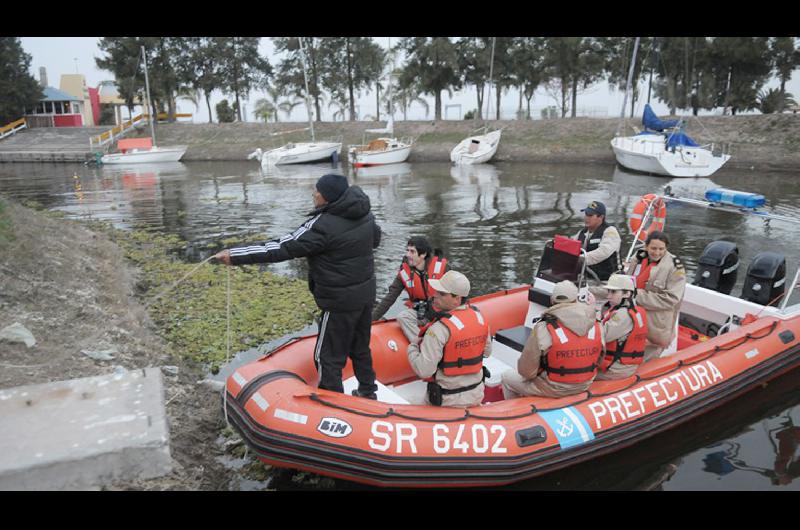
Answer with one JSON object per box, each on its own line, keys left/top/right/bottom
{"left": 633, "top": 258, "right": 655, "bottom": 290}
{"left": 542, "top": 319, "right": 604, "bottom": 384}
{"left": 436, "top": 306, "right": 489, "bottom": 377}
{"left": 398, "top": 256, "right": 448, "bottom": 305}
{"left": 600, "top": 305, "right": 648, "bottom": 371}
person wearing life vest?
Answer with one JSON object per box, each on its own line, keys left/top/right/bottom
{"left": 501, "top": 280, "right": 603, "bottom": 399}
{"left": 407, "top": 270, "right": 491, "bottom": 407}
{"left": 575, "top": 201, "right": 621, "bottom": 282}
{"left": 596, "top": 274, "right": 648, "bottom": 381}
{"left": 373, "top": 236, "right": 448, "bottom": 344}
{"left": 623, "top": 231, "right": 686, "bottom": 362}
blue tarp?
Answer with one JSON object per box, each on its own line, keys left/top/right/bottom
{"left": 666, "top": 131, "right": 700, "bottom": 148}
{"left": 642, "top": 104, "right": 680, "bottom": 132}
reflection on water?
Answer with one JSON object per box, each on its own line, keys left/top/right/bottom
{"left": 2, "top": 159, "right": 800, "bottom": 490}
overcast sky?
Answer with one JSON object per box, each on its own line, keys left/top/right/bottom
{"left": 19, "top": 36, "right": 800, "bottom": 125}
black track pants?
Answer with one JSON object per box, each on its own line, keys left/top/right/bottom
{"left": 314, "top": 304, "right": 378, "bottom": 395}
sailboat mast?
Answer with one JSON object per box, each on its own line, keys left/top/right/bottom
{"left": 486, "top": 37, "right": 496, "bottom": 121}
{"left": 616, "top": 36, "right": 640, "bottom": 137}
{"left": 387, "top": 37, "right": 393, "bottom": 120}
{"left": 141, "top": 46, "right": 157, "bottom": 146}
{"left": 298, "top": 38, "right": 316, "bottom": 142}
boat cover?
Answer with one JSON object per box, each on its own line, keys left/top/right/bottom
{"left": 642, "top": 104, "right": 680, "bottom": 132}
{"left": 666, "top": 131, "right": 700, "bottom": 148}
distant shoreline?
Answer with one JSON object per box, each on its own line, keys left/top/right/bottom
{"left": 142, "top": 113, "right": 800, "bottom": 171}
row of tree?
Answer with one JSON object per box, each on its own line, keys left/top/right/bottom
{"left": 1, "top": 37, "right": 797, "bottom": 127}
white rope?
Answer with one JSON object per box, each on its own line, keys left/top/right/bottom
{"left": 144, "top": 254, "right": 217, "bottom": 310}
{"left": 226, "top": 265, "right": 232, "bottom": 363}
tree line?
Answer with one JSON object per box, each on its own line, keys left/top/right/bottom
{"left": 0, "top": 37, "right": 797, "bottom": 127}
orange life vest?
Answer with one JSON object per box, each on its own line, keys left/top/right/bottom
{"left": 398, "top": 256, "right": 447, "bottom": 305}
{"left": 600, "top": 305, "right": 648, "bottom": 371}
{"left": 633, "top": 257, "right": 656, "bottom": 290}
{"left": 436, "top": 306, "right": 489, "bottom": 377}
{"left": 542, "top": 319, "right": 604, "bottom": 384}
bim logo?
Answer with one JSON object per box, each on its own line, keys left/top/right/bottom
{"left": 317, "top": 417, "right": 353, "bottom": 438}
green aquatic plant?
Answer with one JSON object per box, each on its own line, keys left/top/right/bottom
{"left": 87, "top": 221, "right": 317, "bottom": 364}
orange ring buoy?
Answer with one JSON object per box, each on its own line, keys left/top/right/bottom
{"left": 629, "top": 194, "right": 666, "bottom": 241}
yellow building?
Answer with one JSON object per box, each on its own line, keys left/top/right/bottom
{"left": 59, "top": 74, "right": 94, "bottom": 127}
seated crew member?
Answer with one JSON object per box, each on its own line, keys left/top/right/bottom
{"left": 596, "top": 274, "right": 648, "bottom": 381}
{"left": 623, "top": 231, "right": 686, "bottom": 361}
{"left": 501, "top": 280, "right": 603, "bottom": 399}
{"left": 575, "top": 200, "right": 621, "bottom": 282}
{"left": 372, "top": 236, "right": 447, "bottom": 343}
{"left": 407, "top": 270, "right": 491, "bottom": 407}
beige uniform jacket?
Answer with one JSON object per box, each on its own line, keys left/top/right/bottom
{"left": 624, "top": 250, "right": 686, "bottom": 347}
{"left": 507, "top": 301, "right": 600, "bottom": 398}
{"left": 407, "top": 304, "right": 492, "bottom": 407}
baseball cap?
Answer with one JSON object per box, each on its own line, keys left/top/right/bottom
{"left": 551, "top": 280, "right": 578, "bottom": 303}
{"left": 603, "top": 274, "right": 636, "bottom": 292}
{"left": 581, "top": 201, "right": 606, "bottom": 216}
{"left": 428, "top": 270, "right": 470, "bottom": 297}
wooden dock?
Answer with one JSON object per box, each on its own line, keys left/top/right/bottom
{"left": 0, "top": 127, "right": 111, "bottom": 163}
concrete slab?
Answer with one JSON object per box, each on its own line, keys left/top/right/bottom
{"left": 0, "top": 367, "right": 172, "bottom": 490}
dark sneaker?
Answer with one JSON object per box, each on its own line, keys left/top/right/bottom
{"left": 351, "top": 389, "right": 378, "bottom": 400}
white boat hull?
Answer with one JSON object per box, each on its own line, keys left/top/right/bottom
{"left": 450, "top": 130, "right": 501, "bottom": 165}
{"left": 611, "top": 135, "right": 730, "bottom": 178}
{"left": 348, "top": 138, "right": 411, "bottom": 167}
{"left": 101, "top": 146, "right": 186, "bottom": 164}
{"left": 259, "top": 142, "right": 341, "bottom": 166}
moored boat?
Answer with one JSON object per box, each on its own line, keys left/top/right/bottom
{"left": 450, "top": 129, "right": 501, "bottom": 165}
{"left": 223, "top": 192, "right": 800, "bottom": 487}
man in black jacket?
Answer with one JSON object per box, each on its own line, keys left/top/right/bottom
{"left": 214, "top": 173, "right": 381, "bottom": 399}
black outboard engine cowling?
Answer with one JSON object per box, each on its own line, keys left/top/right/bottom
{"left": 693, "top": 240, "right": 739, "bottom": 295}
{"left": 741, "top": 251, "right": 786, "bottom": 305}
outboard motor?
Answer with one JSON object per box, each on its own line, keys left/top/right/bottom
{"left": 693, "top": 240, "right": 739, "bottom": 295}
{"left": 741, "top": 251, "right": 786, "bottom": 305}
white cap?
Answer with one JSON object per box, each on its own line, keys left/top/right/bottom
{"left": 602, "top": 274, "right": 636, "bottom": 292}
{"left": 551, "top": 280, "right": 578, "bottom": 303}
{"left": 428, "top": 270, "right": 470, "bottom": 297}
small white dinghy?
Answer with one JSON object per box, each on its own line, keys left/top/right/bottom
{"left": 450, "top": 129, "right": 502, "bottom": 165}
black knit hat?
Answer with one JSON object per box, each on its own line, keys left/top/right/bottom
{"left": 316, "top": 173, "right": 349, "bottom": 202}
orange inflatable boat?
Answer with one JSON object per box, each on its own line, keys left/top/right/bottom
{"left": 223, "top": 194, "right": 800, "bottom": 488}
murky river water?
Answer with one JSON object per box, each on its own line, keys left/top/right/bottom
{"left": 2, "top": 159, "right": 799, "bottom": 490}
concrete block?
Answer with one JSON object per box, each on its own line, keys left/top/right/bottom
{"left": 0, "top": 367, "right": 172, "bottom": 490}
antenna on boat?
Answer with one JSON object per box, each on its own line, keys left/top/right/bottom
{"left": 616, "top": 37, "right": 640, "bottom": 138}
{"left": 141, "top": 45, "right": 157, "bottom": 147}
{"left": 297, "top": 38, "right": 316, "bottom": 142}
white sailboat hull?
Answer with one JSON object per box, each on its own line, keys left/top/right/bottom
{"left": 348, "top": 138, "right": 412, "bottom": 167}
{"left": 259, "top": 142, "right": 341, "bottom": 166}
{"left": 450, "top": 130, "right": 501, "bottom": 165}
{"left": 611, "top": 135, "right": 730, "bottom": 178}
{"left": 101, "top": 146, "right": 187, "bottom": 164}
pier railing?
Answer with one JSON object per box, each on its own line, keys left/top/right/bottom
{"left": 89, "top": 113, "right": 192, "bottom": 150}
{"left": 0, "top": 118, "right": 27, "bottom": 140}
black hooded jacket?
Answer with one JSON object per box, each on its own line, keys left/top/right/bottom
{"left": 229, "top": 186, "right": 381, "bottom": 311}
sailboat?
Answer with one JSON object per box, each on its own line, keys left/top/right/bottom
{"left": 450, "top": 37, "right": 502, "bottom": 165}
{"left": 101, "top": 46, "right": 187, "bottom": 165}
{"left": 348, "top": 39, "right": 412, "bottom": 167}
{"left": 610, "top": 38, "right": 731, "bottom": 178}
{"left": 249, "top": 39, "right": 341, "bottom": 167}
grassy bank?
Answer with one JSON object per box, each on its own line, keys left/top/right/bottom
{"left": 145, "top": 113, "right": 800, "bottom": 171}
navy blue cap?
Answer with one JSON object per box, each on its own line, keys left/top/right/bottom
{"left": 582, "top": 201, "right": 606, "bottom": 216}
